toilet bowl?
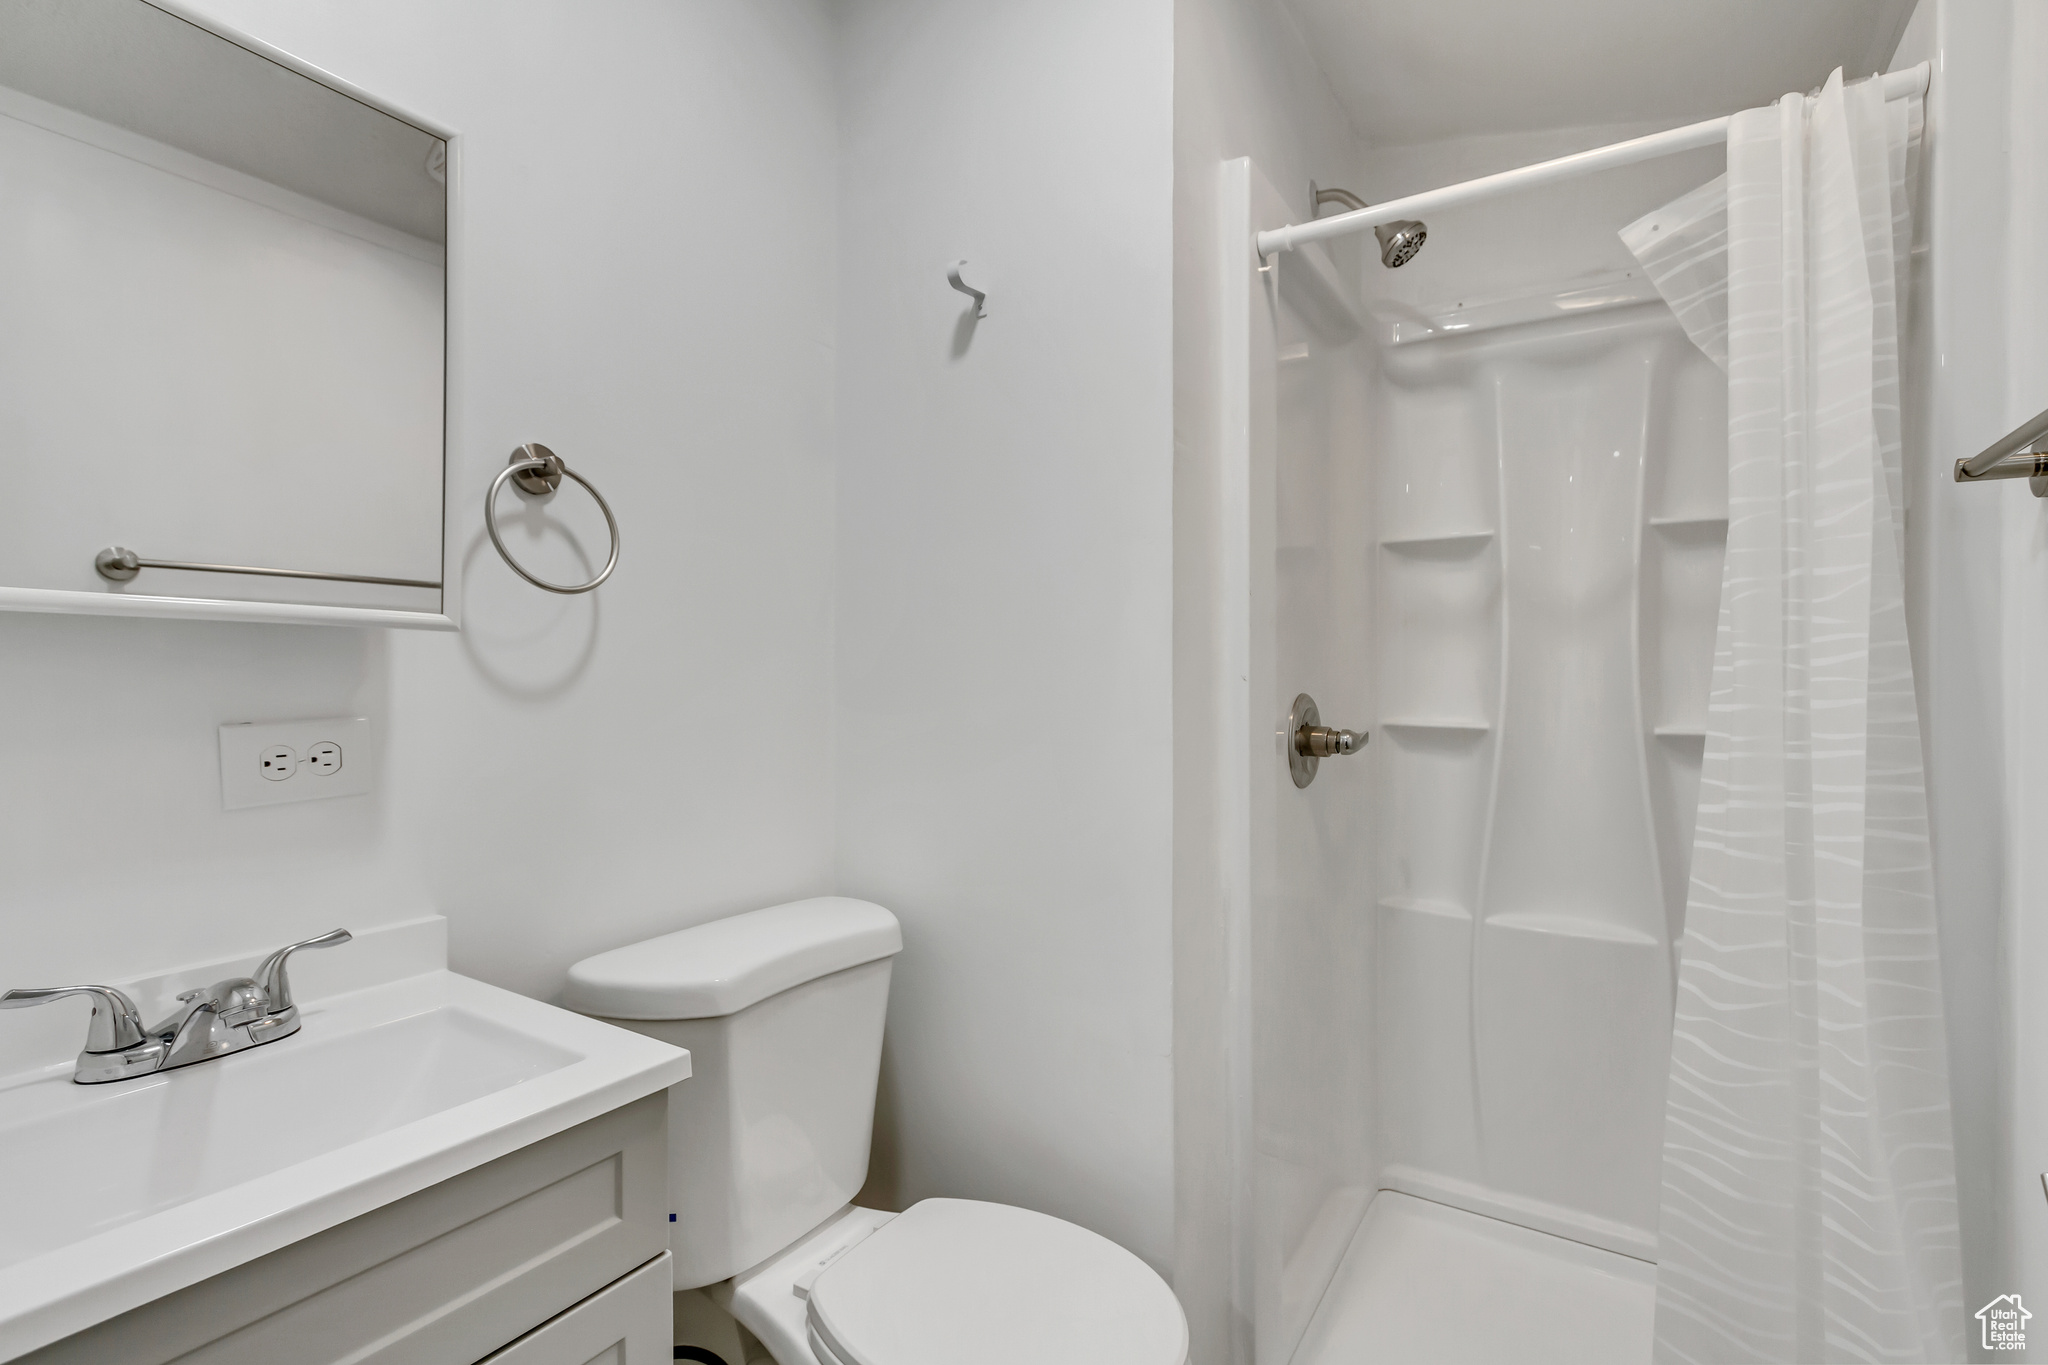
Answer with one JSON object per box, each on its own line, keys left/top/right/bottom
{"left": 565, "top": 897, "right": 1187, "bottom": 1365}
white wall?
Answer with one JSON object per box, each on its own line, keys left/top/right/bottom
{"left": 0, "top": 0, "right": 840, "bottom": 1073}
{"left": 1174, "top": 4, "right": 1368, "bottom": 1360}
{"left": 1887, "top": 5, "right": 2027, "bottom": 1353}
{"left": 1893, "top": 1, "right": 2048, "bottom": 1353}
{"left": 2002, "top": 5, "right": 2048, "bottom": 1351}
{"left": 1, "top": 0, "right": 1193, "bottom": 1310}
{"left": 831, "top": 0, "right": 1178, "bottom": 1280}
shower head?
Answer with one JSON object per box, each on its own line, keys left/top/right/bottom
{"left": 1374, "top": 220, "right": 1427, "bottom": 268}
{"left": 1310, "top": 183, "right": 1427, "bottom": 268}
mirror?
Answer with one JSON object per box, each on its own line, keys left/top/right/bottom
{"left": 0, "top": 0, "right": 454, "bottom": 627}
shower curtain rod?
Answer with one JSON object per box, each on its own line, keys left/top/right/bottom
{"left": 1255, "top": 62, "right": 1931, "bottom": 258}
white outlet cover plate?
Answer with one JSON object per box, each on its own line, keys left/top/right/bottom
{"left": 219, "top": 717, "right": 374, "bottom": 810}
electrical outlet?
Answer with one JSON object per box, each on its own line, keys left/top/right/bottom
{"left": 219, "top": 718, "right": 373, "bottom": 809}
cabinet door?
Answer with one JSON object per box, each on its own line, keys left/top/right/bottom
{"left": 20, "top": 1094, "right": 668, "bottom": 1365}
{"left": 478, "top": 1254, "right": 673, "bottom": 1365}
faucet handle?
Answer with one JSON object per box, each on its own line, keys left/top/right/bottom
{"left": 0, "top": 985, "right": 148, "bottom": 1053}
{"left": 252, "top": 929, "right": 353, "bottom": 1016}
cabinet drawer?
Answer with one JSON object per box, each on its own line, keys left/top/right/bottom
{"left": 478, "top": 1253, "right": 672, "bottom": 1365}
{"left": 20, "top": 1093, "right": 668, "bottom": 1365}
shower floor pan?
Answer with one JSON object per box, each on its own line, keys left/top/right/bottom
{"left": 1291, "top": 1191, "right": 1653, "bottom": 1365}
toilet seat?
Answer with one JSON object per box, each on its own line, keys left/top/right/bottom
{"left": 803, "top": 1198, "right": 1188, "bottom": 1365}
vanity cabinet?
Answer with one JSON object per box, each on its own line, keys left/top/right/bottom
{"left": 18, "top": 1094, "right": 672, "bottom": 1365}
{"left": 475, "top": 1255, "right": 671, "bottom": 1365}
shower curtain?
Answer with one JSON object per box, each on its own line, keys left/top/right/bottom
{"left": 1624, "top": 71, "right": 1965, "bottom": 1364}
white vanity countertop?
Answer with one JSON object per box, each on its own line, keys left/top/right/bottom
{"left": 0, "top": 966, "right": 690, "bottom": 1359}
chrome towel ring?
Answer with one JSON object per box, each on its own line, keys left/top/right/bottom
{"left": 485, "top": 443, "right": 619, "bottom": 594}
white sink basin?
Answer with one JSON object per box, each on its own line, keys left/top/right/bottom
{"left": 0, "top": 1005, "right": 577, "bottom": 1270}
{"left": 0, "top": 969, "right": 688, "bottom": 1359}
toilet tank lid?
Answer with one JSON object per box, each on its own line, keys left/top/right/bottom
{"left": 564, "top": 897, "right": 902, "bottom": 1020}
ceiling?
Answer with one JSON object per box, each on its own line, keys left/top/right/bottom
{"left": 1282, "top": 0, "right": 1917, "bottom": 147}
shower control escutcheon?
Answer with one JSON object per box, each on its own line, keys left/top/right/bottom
{"left": 1287, "top": 693, "right": 1367, "bottom": 789}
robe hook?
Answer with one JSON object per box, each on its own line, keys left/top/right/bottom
{"left": 948, "top": 261, "right": 986, "bottom": 319}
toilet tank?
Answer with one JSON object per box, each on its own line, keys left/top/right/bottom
{"left": 564, "top": 898, "right": 902, "bottom": 1289}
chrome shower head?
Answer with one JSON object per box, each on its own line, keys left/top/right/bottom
{"left": 1374, "top": 219, "right": 1427, "bottom": 268}
{"left": 1310, "top": 184, "right": 1428, "bottom": 268}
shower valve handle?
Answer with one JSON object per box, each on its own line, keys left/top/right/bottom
{"left": 1285, "top": 693, "right": 1363, "bottom": 789}
{"left": 1295, "top": 724, "right": 1367, "bottom": 758}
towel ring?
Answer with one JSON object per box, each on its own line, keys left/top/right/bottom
{"left": 485, "top": 444, "right": 620, "bottom": 594}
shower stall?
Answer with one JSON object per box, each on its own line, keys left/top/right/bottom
{"left": 1188, "top": 1, "right": 2047, "bottom": 1358}
{"left": 1223, "top": 153, "right": 1719, "bottom": 1363}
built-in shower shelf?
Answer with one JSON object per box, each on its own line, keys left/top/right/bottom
{"left": 1380, "top": 530, "right": 1495, "bottom": 551}
{"left": 1378, "top": 895, "right": 1471, "bottom": 921}
{"left": 1486, "top": 909, "right": 1661, "bottom": 947}
{"left": 1649, "top": 514, "right": 1729, "bottom": 531}
{"left": 1381, "top": 717, "right": 1492, "bottom": 733}
{"left": 1653, "top": 724, "right": 1707, "bottom": 739}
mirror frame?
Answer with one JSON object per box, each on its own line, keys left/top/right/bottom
{"left": 0, "top": 0, "right": 464, "bottom": 632}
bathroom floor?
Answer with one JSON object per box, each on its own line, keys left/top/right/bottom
{"left": 1291, "top": 1191, "right": 1654, "bottom": 1365}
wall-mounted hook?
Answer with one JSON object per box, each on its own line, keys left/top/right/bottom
{"left": 948, "top": 261, "right": 986, "bottom": 319}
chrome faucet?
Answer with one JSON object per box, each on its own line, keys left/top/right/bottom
{"left": 1, "top": 929, "right": 353, "bottom": 1084}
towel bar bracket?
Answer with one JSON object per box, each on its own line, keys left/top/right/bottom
{"left": 1952, "top": 449, "right": 2048, "bottom": 497}
{"left": 1956, "top": 405, "right": 2048, "bottom": 496}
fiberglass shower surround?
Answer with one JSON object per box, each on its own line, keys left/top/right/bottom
{"left": 1246, "top": 58, "right": 1961, "bottom": 1365}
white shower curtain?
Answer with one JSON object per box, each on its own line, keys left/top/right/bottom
{"left": 1624, "top": 71, "right": 1964, "bottom": 1364}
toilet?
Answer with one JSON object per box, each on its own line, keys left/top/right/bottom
{"left": 564, "top": 896, "right": 1189, "bottom": 1365}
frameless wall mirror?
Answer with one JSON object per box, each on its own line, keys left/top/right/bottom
{"left": 0, "top": 0, "right": 458, "bottom": 629}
